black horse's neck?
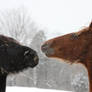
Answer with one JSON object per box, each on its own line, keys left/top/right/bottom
{"left": 0, "top": 72, "right": 7, "bottom": 92}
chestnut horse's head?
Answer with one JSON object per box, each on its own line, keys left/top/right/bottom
{"left": 41, "top": 22, "right": 92, "bottom": 65}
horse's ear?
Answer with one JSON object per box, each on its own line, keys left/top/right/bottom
{"left": 89, "top": 21, "right": 92, "bottom": 29}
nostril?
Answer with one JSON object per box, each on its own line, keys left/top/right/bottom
{"left": 41, "top": 44, "right": 49, "bottom": 52}
{"left": 34, "top": 55, "right": 39, "bottom": 64}
{"left": 41, "top": 43, "right": 55, "bottom": 55}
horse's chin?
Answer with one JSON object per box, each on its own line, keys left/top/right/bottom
{"left": 44, "top": 54, "right": 71, "bottom": 63}
{"left": 45, "top": 52, "right": 53, "bottom": 58}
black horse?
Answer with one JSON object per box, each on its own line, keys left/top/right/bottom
{"left": 0, "top": 35, "right": 39, "bottom": 92}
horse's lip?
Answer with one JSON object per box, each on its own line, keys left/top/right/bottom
{"left": 43, "top": 48, "right": 55, "bottom": 56}
{"left": 45, "top": 53, "right": 50, "bottom": 57}
{"left": 30, "top": 62, "right": 38, "bottom": 68}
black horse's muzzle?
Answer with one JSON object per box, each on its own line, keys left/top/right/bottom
{"left": 24, "top": 49, "right": 39, "bottom": 68}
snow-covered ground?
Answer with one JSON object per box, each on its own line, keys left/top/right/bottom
{"left": 6, "top": 87, "right": 72, "bottom": 92}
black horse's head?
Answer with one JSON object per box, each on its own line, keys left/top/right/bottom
{"left": 0, "top": 35, "right": 39, "bottom": 74}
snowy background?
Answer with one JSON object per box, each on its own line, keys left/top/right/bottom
{"left": 0, "top": 0, "right": 91, "bottom": 92}
{"left": 6, "top": 87, "right": 72, "bottom": 92}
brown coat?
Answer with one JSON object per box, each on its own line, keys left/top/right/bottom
{"left": 41, "top": 22, "right": 92, "bottom": 92}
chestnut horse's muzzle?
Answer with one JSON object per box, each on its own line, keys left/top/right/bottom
{"left": 41, "top": 43, "right": 55, "bottom": 56}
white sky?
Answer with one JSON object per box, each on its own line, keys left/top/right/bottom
{"left": 0, "top": 0, "right": 92, "bottom": 39}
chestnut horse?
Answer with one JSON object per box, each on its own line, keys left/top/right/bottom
{"left": 41, "top": 22, "right": 92, "bottom": 92}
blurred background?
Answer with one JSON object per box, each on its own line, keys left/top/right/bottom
{"left": 0, "top": 0, "right": 91, "bottom": 92}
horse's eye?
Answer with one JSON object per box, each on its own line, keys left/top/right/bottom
{"left": 71, "top": 33, "right": 79, "bottom": 40}
{"left": 71, "top": 33, "right": 78, "bottom": 40}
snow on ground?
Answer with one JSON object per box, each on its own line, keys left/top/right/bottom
{"left": 6, "top": 87, "right": 72, "bottom": 92}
